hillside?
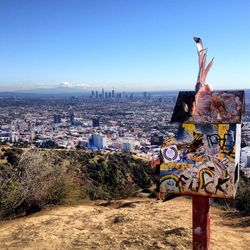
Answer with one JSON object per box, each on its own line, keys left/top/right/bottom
{"left": 0, "top": 196, "right": 249, "bottom": 250}
{"left": 0, "top": 147, "right": 249, "bottom": 249}
{"left": 0, "top": 147, "right": 153, "bottom": 218}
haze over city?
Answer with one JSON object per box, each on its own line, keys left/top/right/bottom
{"left": 0, "top": 0, "right": 250, "bottom": 92}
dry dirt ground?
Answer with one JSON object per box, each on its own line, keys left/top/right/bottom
{"left": 0, "top": 197, "right": 249, "bottom": 250}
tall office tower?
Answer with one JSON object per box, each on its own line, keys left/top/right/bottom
{"left": 54, "top": 114, "right": 61, "bottom": 124}
{"left": 105, "top": 92, "right": 108, "bottom": 99}
{"left": 92, "top": 118, "right": 100, "bottom": 127}
{"left": 108, "top": 92, "right": 112, "bottom": 98}
{"left": 70, "top": 112, "right": 75, "bottom": 125}
{"left": 95, "top": 91, "right": 98, "bottom": 98}
{"left": 112, "top": 89, "right": 115, "bottom": 98}
{"left": 91, "top": 91, "right": 95, "bottom": 98}
{"left": 10, "top": 131, "right": 19, "bottom": 143}
{"left": 143, "top": 92, "right": 147, "bottom": 98}
{"left": 102, "top": 88, "right": 104, "bottom": 98}
{"left": 28, "top": 122, "right": 32, "bottom": 131}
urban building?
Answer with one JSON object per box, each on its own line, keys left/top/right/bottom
{"left": 92, "top": 118, "right": 100, "bottom": 127}
{"left": 88, "top": 133, "right": 107, "bottom": 149}
{"left": 70, "top": 112, "right": 75, "bottom": 125}
{"left": 122, "top": 141, "right": 134, "bottom": 153}
{"left": 54, "top": 114, "right": 61, "bottom": 124}
{"left": 241, "top": 146, "right": 250, "bottom": 168}
{"left": 150, "top": 133, "right": 164, "bottom": 146}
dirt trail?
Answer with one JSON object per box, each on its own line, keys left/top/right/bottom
{"left": 0, "top": 197, "right": 249, "bottom": 250}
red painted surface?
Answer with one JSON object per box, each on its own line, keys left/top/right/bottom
{"left": 192, "top": 196, "right": 211, "bottom": 250}
{"left": 150, "top": 157, "right": 161, "bottom": 168}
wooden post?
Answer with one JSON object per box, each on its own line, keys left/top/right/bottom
{"left": 192, "top": 196, "right": 211, "bottom": 250}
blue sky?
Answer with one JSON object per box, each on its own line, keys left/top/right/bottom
{"left": 0, "top": 0, "right": 249, "bottom": 91}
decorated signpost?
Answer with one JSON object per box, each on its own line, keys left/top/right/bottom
{"left": 160, "top": 38, "right": 245, "bottom": 249}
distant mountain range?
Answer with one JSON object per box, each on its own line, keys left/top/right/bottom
{"left": 0, "top": 87, "right": 249, "bottom": 97}
{"left": 0, "top": 87, "right": 91, "bottom": 97}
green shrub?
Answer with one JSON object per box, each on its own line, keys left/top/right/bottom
{"left": 0, "top": 148, "right": 154, "bottom": 219}
{"left": 0, "top": 180, "right": 22, "bottom": 217}
{"left": 234, "top": 171, "right": 250, "bottom": 214}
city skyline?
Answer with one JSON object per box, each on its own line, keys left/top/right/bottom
{"left": 0, "top": 1, "right": 250, "bottom": 91}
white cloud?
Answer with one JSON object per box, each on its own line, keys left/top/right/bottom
{"left": 58, "top": 81, "right": 73, "bottom": 88}
{"left": 57, "top": 81, "right": 91, "bottom": 88}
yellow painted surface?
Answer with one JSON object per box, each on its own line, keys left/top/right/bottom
{"left": 218, "top": 124, "right": 229, "bottom": 149}
{"left": 182, "top": 123, "right": 196, "bottom": 133}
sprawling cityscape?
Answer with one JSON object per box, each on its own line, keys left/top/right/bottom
{"left": 0, "top": 1, "right": 249, "bottom": 249}
{"left": 0, "top": 89, "right": 250, "bottom": 175}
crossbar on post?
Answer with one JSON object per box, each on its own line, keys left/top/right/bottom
{"left": 192, "top": 196, "right": 211, "bottom": 250}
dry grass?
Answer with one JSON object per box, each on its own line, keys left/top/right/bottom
{"left": 0, "top": 197, "right": 249, "bottom": 250}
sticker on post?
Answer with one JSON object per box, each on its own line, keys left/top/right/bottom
{"left": 161, "top": 145, "right": 180, "bottom": 163}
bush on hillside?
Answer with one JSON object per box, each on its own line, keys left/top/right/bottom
{"left": 234, "top": 171, "right": 250, "bottom": 214}
{"left": 0, "top": 148, "right": 153, "bottom": 219}
{"left": 214, "top": 171, "right": 250, "bottom": 215}
{"left": 0, "top": 149, "right": 81, "bottom": 218}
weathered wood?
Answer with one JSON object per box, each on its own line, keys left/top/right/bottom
{"left": 192, "top": 196, "right": 210, "bottom": 250}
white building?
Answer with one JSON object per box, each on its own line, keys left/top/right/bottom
{"left": 241, "top": 146, "right": 250, "bottom": 168}
{"left": 10, "top": 131, "right": 19, "bottom": 143}
{"left": 88, "top": 133, "right": 107, "bottom": 149}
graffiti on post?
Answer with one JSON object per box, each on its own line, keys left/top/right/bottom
{"left": 161, "top": 90, "right": 244, "bottom": 198}
{"left": 160, "top": 120, "right": 243, "bottom": 198}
